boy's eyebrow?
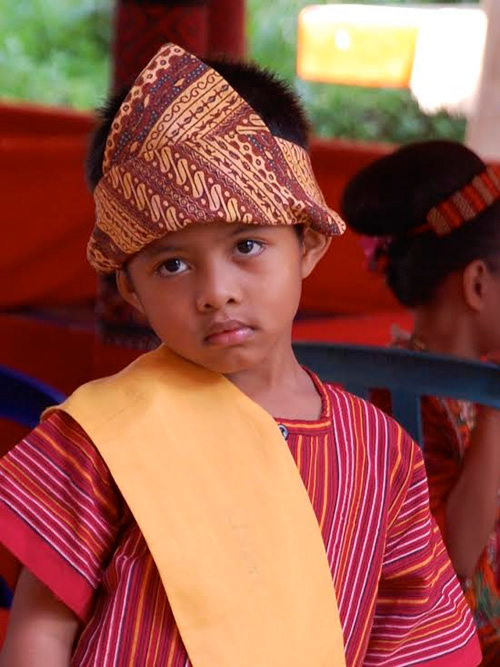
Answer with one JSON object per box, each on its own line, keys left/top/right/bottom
{"left": 142, "top": 224, "right": 267, "bottom": 257}
{"left": 228, "top": 223, "right": 264, "bottom": 237}
{"left": 141, "top": 241, "right": 183, "bottom": 257}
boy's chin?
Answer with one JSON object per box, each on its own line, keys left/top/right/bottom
{"left": 168, "top": 347, "right": 258, "bottom": 376}
{"left": 198, "top": 356, "right": 256, "bottom": 377}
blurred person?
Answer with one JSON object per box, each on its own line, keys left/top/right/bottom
{"left": 342, "top": 139, "right": 500, "bottom": 664}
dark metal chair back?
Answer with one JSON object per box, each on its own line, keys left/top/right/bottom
{"left": 0, "top": 364, "right": 65, "bottom": 430}
{"left": 294, "top": 342, "right": 500, "bottom": 444}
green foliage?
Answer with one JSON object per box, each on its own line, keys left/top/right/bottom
{"left": 247, "top": 0, "right": 471, "bottom": 143}
{"left": 0, "top": 0, "right": 474, "bottom": 142}
{"left": 0, "top": 0, "right": 111, "bottom": 108}
{"left": 297, "top": 82, "right": 466, "bottom": 143}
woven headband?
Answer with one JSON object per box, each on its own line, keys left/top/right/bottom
{"left": 88, "top": 43, "right": 345, "bottom": 273}
{"left": 363, "top": 165, "right": 500, "bottom": 273}
{"left": 414, "top": 165, "right": 500, "bottom": 236}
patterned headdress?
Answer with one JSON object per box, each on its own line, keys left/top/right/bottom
{"left": 89, "top": 43, "right": 345, "bottom": 273}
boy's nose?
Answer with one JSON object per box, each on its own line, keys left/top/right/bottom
{"left": 195, "top": 267, "right": 240, "bottom": 312}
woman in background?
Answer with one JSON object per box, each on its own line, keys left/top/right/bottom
{"left": 341, "top": 140, "right": 500, "bottom": 664}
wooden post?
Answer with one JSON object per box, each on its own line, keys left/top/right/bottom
{"left": 111, "top": 0, "right": 210, "bottom": 93}
{"left": 466, "top": 0, "right": 500, "bottom": 160}
{"left": 207, "top": 0, "right": 246, "bottom": 59}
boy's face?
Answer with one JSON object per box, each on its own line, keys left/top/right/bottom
{"left": 117, "top": 222, "right": 330, "bottom": 375}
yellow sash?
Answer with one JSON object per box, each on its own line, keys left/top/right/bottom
{"left": 49, "top": 346, "right": 345, "bottom": 666}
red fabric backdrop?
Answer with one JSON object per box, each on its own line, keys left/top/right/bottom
{"left": 0, "top": 103, "right": 97, "bottom": 308}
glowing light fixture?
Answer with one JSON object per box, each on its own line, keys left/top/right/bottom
{"left": 297, "top": 4, "right": 422, "bottom": 88}
{"left": 297, "top": 4, "right": 487, "bottom": 115}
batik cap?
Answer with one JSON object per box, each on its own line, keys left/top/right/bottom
{"left": 88, "top": 43, "right": 345, "bottom": 273}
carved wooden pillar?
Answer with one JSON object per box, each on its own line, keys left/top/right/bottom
{"left": 207, "top": 0, "right": 245, "bottom": 59}
{"left": 112, "top": 0, "right": 209, "bottom": 93}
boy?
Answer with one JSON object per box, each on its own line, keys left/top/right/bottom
{"left": 0, "top": 44, "right": 481, "bottom": 666}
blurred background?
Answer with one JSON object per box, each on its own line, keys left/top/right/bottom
{"left": 0, "top": 0, "right": 473, "bottom": 144}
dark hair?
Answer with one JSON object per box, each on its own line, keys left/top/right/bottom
{"left": 86, "top": 58, "right": 310, "bottom": 191}
{"left": 341, "top": 140, "right": 500, "bottom": 308}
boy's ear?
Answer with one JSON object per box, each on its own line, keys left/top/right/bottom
{"left": 300, "top": 227, "right": 332, "bottom": 279}
{"left": 116, "top": 268, "right": 146, "bottom": 315}
{"left": 462, "top": 259, "right": 488, "bottom": 312}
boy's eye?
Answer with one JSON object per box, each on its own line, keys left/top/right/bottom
{"left": 235, "top": 239, "right": 263, "bottom": 256}
{"left": 156, "top": 258, "right": 188, "bottom": 276}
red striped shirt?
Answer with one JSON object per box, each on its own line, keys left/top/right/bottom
{"left": 0, "top": 376, "right": 480, "bottom": 665}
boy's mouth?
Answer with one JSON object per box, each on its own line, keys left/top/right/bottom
{"left": 204, "top": 320, "right": 254, "bottom": 346}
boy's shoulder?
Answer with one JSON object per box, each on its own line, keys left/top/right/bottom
{"left": 321, "top": 380, "right": 418, "bottom": 456}
{"left": 322, "top": 380, "right": 396, "bottom": 424}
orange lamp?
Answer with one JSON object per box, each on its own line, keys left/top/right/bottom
{"left": 297, "top": 4, "right": 422, "bottom": 88}
{"left": 296, "top": 4, "right": 488, "bottom": 116}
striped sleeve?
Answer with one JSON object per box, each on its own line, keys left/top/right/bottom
{"left": 370, "top": 390, "right": 462, "bottom": 541}
{"left": 0, "top": 411, "right": 123, "bottom": 621}
{"left": 365, "top": 422, "right": 481, "bottom": 666}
